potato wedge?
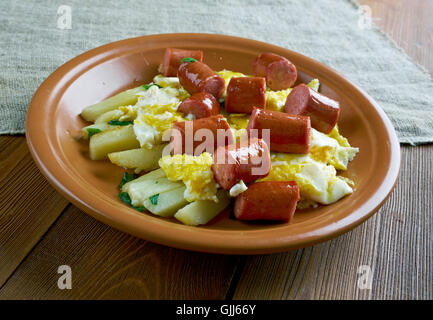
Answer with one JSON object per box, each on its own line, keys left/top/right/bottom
{"left": 125, "top": 168, "right": 166, "bottom": 185}
{"left": 89, "top": 125, "right": 139, "bottom": 160}
{"left": 95, "top": 109, "right": 124, "bottom": 124}
{"left": 123, "top": 177, "right": 183, "bottom": 207}
{"left": 108, "top": 144, "right": 166, "bottom": 171}
{"left": 120, "top": 168, "right": 166, "bottom": 191}
{"left": 143, "top": 186, "right": 188, "bottom": 217}
{"left": 81, "top": 86, "right": 144, "bottom": 122}
{"left": 174, "top": 189, "right": 230, "bottom": 226}
{"left": 82, "top": 123, "right": 115, "bottom": 140}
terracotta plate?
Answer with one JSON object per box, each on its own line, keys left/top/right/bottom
{"left": 26, "top": 34, "right": 400, "bottom": 254}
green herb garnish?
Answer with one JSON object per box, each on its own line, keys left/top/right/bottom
{"left": 149, "top": 193, "right": 159, "bottom": 205}
{"left": 118, "top": 172, "right": 139, "bottom": 189}
{"left": 142, "top": 83, "right": 162, "bottom": 90}
{"left": 180, "top": 57, "right": 197, "bottom": 63}
{"left": 108, "top": 120, "right": 134, "bottom": 126}
{"left": 87, "top": 128, "right": 102, "bottom": 138}
{"left": 118, "top": 192, "right": 145, "bottom": 212}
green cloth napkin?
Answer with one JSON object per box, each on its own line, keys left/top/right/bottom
{"left": 1, "top": 0, "right": 433, "bottom": 145}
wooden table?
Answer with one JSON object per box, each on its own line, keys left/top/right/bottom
{"left": 0, "top": 0, "right": 431, "bottom": 299}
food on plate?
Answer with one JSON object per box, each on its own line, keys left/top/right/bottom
{"left": 79, "top": 48, "right": 359, "bottom": 226}
{"left": 177, "top": 59, "right": 225, "bottom": 99}
{"left": 247, "top": 107, "right": 311, "bottom": 154}
{"left": 171, "top": 114, "right": 234, "bottom": 155}
{"left": 159, "top": 152, "right": 218, "bottom": 202}
{"left": 285, "top": 84, "right": 340, "bottom": 134}
{"left": 161, "top": 48, "right": 203, "bottom": 77}
{"left": 225, "top": 77, "right": 266, "bottom": 113}
{"left": 174, "top": 189, "right": 230, "bottom": 226}
{"left": 178, "top": 92, "right": 220, "bottom": 119}
{"left": 253, "top": 52, "right": 298, "bottom": 90}
{"left": 89, "top": 125, "right": 140, "bottom": 160}
{"left": 108, "top": 144, "right": 166, "bottom": 173}
{"left": 81, "top": 86, "right": 144, "bottom": 122}
{"left": 211, "top": 137, "right": 271, "bottom": 190}
{"left": 234, "top": 181, "right": 299, "bottom": 222}
{"left": 260, "top": 127, "right": 358, "bottom": 206}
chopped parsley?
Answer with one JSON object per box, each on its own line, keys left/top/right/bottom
{"left": 108, "top": 120, "right": 134, "bottom": 126}
{"left": 86, "top": 128, "right": 101, "bottom": 138}
{"left": 118, "top": 192, "right": 145, "bottom": 212}
{"left": 142, "top": 83, "right": 162, "bottom": 90}
{"left": 118, "top": 172, "right": 139, "bottom": 189}
{"left": 180, "top": 57, "right": 197, "bottom": 63}
{"left": 149, "top": 194, "right": 159, "bottom": 205}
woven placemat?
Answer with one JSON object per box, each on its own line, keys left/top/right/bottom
{"left": 1, "top": 0, "right": 432, "bottom": 144}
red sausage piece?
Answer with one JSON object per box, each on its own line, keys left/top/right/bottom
{"left": 225, "top": 77, "right": 266, "bottom": 114}
{"left": 162, "top": 48, "right": 203, "bottom": 77}
{"left": 212, "top": 137, "right": 271, "bottom": 190}
{"left": 234, "top": 181, "right": 299, "bottom": 222}
{"left": 178, "top": 92, "right": 220, "bottom": 119}
{"left": 247, "top": 107, "right": 311, "bottom": 154}
{"left": 171, "top": 115, "right": 234, "bottom": 155}
{"left": 253, "top": 52, "right": 297, "bottom": 91}
{"left": 178, "top": 61, "right": 225, "bottom": 100}
{"left": 284, "top": 84, "right": 340, "bottom": 134}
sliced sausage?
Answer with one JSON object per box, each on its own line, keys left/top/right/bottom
{"left": 284, "top": 84, "right": 340, "bottom": 134}
{"left": 234, "top": 181, "right": 299, "bottom": 222}
{"left": 171, "top": 114, "right": 234, "bottom": 155}
{"left": 253, "top": 52, "right": 297, "bottom": 91}
{"left": 178, "top": 92, "right": 220, "bottom": 119}
{"left": 177, "top": 61, "right": 225, "bottom": 100}
{"left": 225, "top": 77, "right": 266, "bottom": 114}
{"left": 162, "top": 48, "right": 203, "bottom": 77}
{"left": 247, "top": 107, "right": 311, "bottom": 154}
{"left": 212, "top": 137, "right": 270, "bottom": 190}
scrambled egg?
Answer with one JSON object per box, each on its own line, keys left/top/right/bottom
{"left": 266, "top": 78, "right": 320, "bottom": 111}
{"left": 260, "top": 154, "right": 354, "bottom": 205}
{"left": 310, "top": 127, "right": 359, "bottom": 171}
{"left": 225, "top": 113, "right": 249, "bottom": 142}
{"left": 229, "top": 180, "right": 248, "bottom": 197}
{"left": 159, "top": 153, "right": 219, "bottom": 202}
{"left": 119, "top": 77, "right": 189, "bottom": 149}
{"left": 218, "top": 70, "right": 248, "bottom": 97}
{"left": 226, "top": 113, "right": 250, "bottom": 130}
{"left": 266, "top": 89, "right": 293, "bottom": 111}
{"left": 259, "top": 126, "right": 358, "bottom": 206}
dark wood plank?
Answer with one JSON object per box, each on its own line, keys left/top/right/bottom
{"left": 0, "top": 136, "right": 69, "bottom": 287}
{"left": 0, "top": 205, "right": 241, "bottom": 299}
{"left": 232, "top": 146, "right": 432, "bottom": 299}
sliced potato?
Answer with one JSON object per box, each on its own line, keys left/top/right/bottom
{"left": 143, "top": 186, "right": 188, "bottom": 217}
{"left": 123, "top": 177, "right": 183, "bottom": 207}
{"left": 120, "top": 168, "right": 166, "bottom": 192}
{"left": 95, "top": 109, "right": 124, "bottom": 124}
{"left": 125, "top": 168, "right": 166, "bottom": 186}
{"left": 89, "top": 125, "right": 139, "bottom": 160}
{"left": 108, "top": 144, "right": 166, "bottom": 171}
{"left": 81, "top": 86, "right": 143, "bottom": 122}
{"left": 174, "top": 189, "right": 230, "bottom": 226}
{"left": 82, "top": 123, "right": 114, "bottom": 140}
